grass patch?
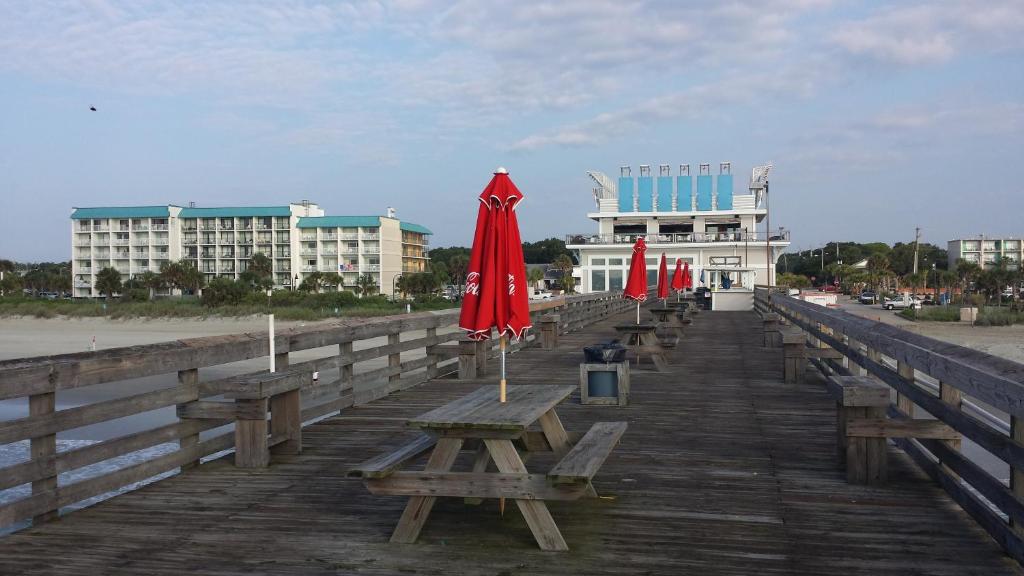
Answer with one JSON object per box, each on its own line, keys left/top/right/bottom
{"left": 976, "top": 307, "right": 1024, "bottom": 326}
{"left": 898, "top": 307, "right": 961, "bottom": 322}
{"left": 0, "top": 295, "right": 455, "bottom": 320}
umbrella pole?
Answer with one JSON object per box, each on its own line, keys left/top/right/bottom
{"left": 500, "top": 335, "right": 507, "bottom": 403}
{"left": 636, "top": 301, "right": 640, "bottom": 324}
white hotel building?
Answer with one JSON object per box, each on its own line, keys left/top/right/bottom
{"left": 566, "top": 163, "right": 790, "bottom": 310}
{"left": 71, "top": 203, "right": 431, "bottom": 298}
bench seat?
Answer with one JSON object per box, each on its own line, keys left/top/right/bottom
{"left": 548, "top": 422, "right": 627, "bottom": 485}
{"left": 347, "top": 434, "right": 437, "bottom": 479}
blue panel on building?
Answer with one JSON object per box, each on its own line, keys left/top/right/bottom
{"left": 696, "top": 175, "right": 713, "bottom": 211}
{"left": 717, "top": 174, "right": 733, "bottom": 211}
{"left": 676, "top": 176, "right": 692, "bottom": 211}
{"left": 637, "top": 177, "right": 653, "bottom": 212}
{"left": 618, "top": 177, "right": 634, "bottom": 212}
{"left": 656, "top": 177, "right": 672, "bottom": 211}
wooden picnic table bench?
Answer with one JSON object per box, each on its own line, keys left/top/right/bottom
{"left": 348, "top": 384, "right": 627, "bottom": 551}
{"left": 612, "top": 323, "right": 669, "bottom": 372}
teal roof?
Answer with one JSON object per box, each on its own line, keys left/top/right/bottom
{"left": 71, "top": 206, "right": 171, "bottom": 219}
{"left": 179, "top": 206, "right": 291, "bottom": 218}
{"left": 400, "top": 222, "right": 433, "bottom": 235}
{"left": 296, "top": 216, "right": 381, "bottom": 229}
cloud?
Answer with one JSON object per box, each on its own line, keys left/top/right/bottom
{"left": 830, "top": 0, "right": 1024, "bottom": 65}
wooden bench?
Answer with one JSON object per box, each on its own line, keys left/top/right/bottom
{"left": 177, "top": 368, "right": 308, "bottom": 468}
{"left": 827, "top": 375, "right": 958, "bottom": 485}
{"left": 347, "top": 434, "right": 438, "bottom": 479}
{"left": 548, "top": 422, "right": 627, "bottom": 490}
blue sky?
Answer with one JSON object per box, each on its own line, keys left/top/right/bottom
{"left": 1, "top": 0, "right": 1022, "bottom": 261}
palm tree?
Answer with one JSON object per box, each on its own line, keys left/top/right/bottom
{"left": 355, "top": 273, "right": 378, "bottom": 297}
{"left": 320, "top": 272, "right": 344, "bottom": 292}
{"left": 551, "top": 255, "right": 575, "bottom": 292}
{"left": 138, "top": 271, "right": 166, "bottom": 300}
{"left": 298, "top": 271, "right": 325, "bottom": 293}
{"left": 249, "top": 253, "right": 273, "bottom": 279}
{"left": 95, "top": 267, "right": 122, "bottom": 300}
{"left": 527, "top": 267, "right": 546, "bottom": 295}
{"left": 955, "top": 259, "right": 982, "bottom": 305}
{"left": 449, "top": 255, "right": 469, "bottom": 294}
{"left": 161, "top": 260, "right": 204, "bottom": 296}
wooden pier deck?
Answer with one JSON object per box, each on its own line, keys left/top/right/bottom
{"left": 1, "top": 309, "right": 1020, "bottom": 575}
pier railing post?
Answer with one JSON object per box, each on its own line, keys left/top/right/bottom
{"left": 1014, "top": 417, "right": 1024, "bottom": 537}
{"left": 178, "top": 368, "right": 200, "bottom": 471}
{"left": 540, "top": 314, "right": 560, "bottom": 349}
{"left": 339, "top": 341, "right": 354, "bottom": 394}
{"left": 29, "top": 391, "right": 58, "bottom": 525}
{"left": 895, "top": 360, "right": 915, "bottom": 418}
{"left": 388, "top": 333, "right": 401, "bottom": 385}
{"left": 458, "top": 337, "right": 478, "bottom": 379}
{"left": 425, "top": 327, "right": 440, "bottom": 380}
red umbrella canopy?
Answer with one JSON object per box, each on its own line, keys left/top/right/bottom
{"left": 682, "top": 261, "right": 693, "bottom": 289}
{"left": 671, "top": 258, "right": 684, "bottom": 292}
{"left": 623, "top": 236, "right": 648, "bottom": 301}
{"left": 458, "top": 169, "right": 532, "bottom": 341}
{"left": 656, "top": 253, "right": 669, "bottom": 299}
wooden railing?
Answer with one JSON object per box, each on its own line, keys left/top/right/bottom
{"left": 0, "top": 291, "right": 634, "bottom": 532}
{"left": 754, "top": 287, "right": 1024, "bottom": 564}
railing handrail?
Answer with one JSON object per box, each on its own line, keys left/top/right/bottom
{"left": 0, "top": 291, "right": 633, "bottom": 532}
{"left": 755, "top": 287, "right": 1024, "bottom": 564}
{"left": 567, "top": 231, "right": 790, "bottom": 245}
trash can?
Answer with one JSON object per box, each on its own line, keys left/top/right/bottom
{"left": 582, "top": 341, "right": 627, "bottom": 398}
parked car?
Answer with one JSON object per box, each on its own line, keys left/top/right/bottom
{"left": 883, "top": 295, "right": 921, "bottom": 310}
{"left": 858, "top": 291, "right": 877, "bottom": 304}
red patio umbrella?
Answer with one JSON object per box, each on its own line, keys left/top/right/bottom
{"left": 682, "top": 261, "right": 693, "bottom": 290}
{"left": 459, "top": 167, "right": 531, "bottom": 403}
{"left": 656, "top": 253, "right": 669, "bottom": 303}
{"left": 671, "top": 258, "right": 684, "bottom": 301}
{"left": 623, "top": 236, "right": 648, "bottom": 323}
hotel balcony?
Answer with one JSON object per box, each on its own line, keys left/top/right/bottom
{"left": 300, "top": 249, "right": 318, "bottom": 256}
{"left": 77, "top": 268, "right": 92, "bottom": 275}
{"left": 340, "top": 233, "right": 359, "bottom": 240}
{"left": 301, "top": 265, "right": 317, "bottom": 273}
{"left": 75, "top": 239, "right": 91, "bottom": 246}
{"left": 565, "top": 230, "right": 790, "bottom": 247}
{"left": 321, "top": 234, "right": 338, "bottom": 241}
{"left": 152, "top": 224, "right": 168, "bottom": 231}
{"left": 132, "top": 225, "right": 149, "bottom": 231}
{"left": 93, "top": 226, "right": 110, "bottom": 232}
{"left": 74, "top": 281, "right": 91, "bottom": 288}
{"left": 301, "top": 235, "right": 317, "bottom": 242}
{"left": 113, "top": 239, "right": 129, "bottom": 245}
{"left": 363, "top": 264, "right": 381, "bottom": 272}
{"left": 361, "top": 233, "right": 380, "bottom": 241}
{"left": 131, "top": 239, "right": 149, "bottom": 246}
{"left": 183, "top": 239, "right": 198, "bottom": 245}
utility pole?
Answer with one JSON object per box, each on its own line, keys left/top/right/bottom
{"left": 913, "top": 227, "right": 921, "bottom": 275}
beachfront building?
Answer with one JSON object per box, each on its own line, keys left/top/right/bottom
{"left": 566, "top": 163, "right": 790, "bottom": 311}
{"left": 71, "top": 203, "right": 431, "bottom": 298}
{"left": 948, "top": 237, "right": 1022, "bottom": 270}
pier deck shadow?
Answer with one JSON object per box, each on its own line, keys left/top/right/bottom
{"left": 0, "top": 310, "right": 1019, "bottom": 575}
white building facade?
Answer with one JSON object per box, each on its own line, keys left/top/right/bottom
{"left": 71, "top": 203, "right": 431, "bottom": 298}
{"left": 948, "top": 237, "right": 1022, "bottom": 270}
{"left": 566, "top": 163, "right": 790, "bottom": 311}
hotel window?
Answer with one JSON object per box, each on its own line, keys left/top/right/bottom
{"left": 646, "top": 270, "right": 657, "bottom": 287}
{"left": 591, "top": 270, "right": 606, "bottom": 291}
{"left": 590, "top": 258, "right": 606, "bottom": 266}
{"left": 608, "top": 269, "right": 624, "bottom": 291}
{"left": 609, "top": 258, "right": 623, "bottom": 266}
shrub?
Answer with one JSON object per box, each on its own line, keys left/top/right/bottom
{"left": 121, "top": 288, "right": 150, "bottom": 302}
{"left": 900, "top": 307, "right": 960, "bottom": 322}
{"left": 201, "top": 278, "right": 248, "bottom": 307}
{"left": 976, "top": 308, "right": 1024, "bottom": 326}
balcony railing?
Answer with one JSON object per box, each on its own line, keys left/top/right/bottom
{"left": 361, "top": 233, "right": 379, "bottom": 240}
{"left": 153, "top": 238, "right": 169, "bottom": 245}
{"left": 77, "top": 268, "right": 92, "bottom": 274}
{"left": 201, "top": 225, "right": 217, "bottom": 231}
{"left": 321, "top": 234, "right": 338, "bottom": 241}
{"left": 301, "top": 235, "right": 317, "bottom": 241}
{"left": 237, "top": 238, "right": 253, "bottom": 245}
{"left": 74, "top": 281, "right": 91, "bottom": 288}
{"left": 152, "top": 224, "right": 168, "bottom": 231}
{"left": 75, "top": 240, "right": 91, "bottom": 246}
{"left": 363, "top": 264, "right": 381, "bottom": 272}
{"left": 220, "top": 254, "right": 235, "bottom": 259}
{"left": 112, "top": 239, "right": 129, "bottom": 245}
{"left": 183, "top": 239, "right": 197, "bottom": 245}
{"left": 321, "top": 250, "right": 337, "bottom": 256}
{"left": 132, "top": 225, "right": 149, "bottom": 231}
{"left": 301, "top": 266, "right": 317, "bottom": 272}
{"left": 93, "top": 227, "right": 109, "bottom": 232}
{"left": 131, "top": 239, "right": 149, "bottom": 246}
{"left": 340, "top": 233, "right": 358, "bottom": 240}
{"left": 277, "top": 251, "right": 291, "bottom": 258}
{"left": 257, "top": 238, "right": 272, "bottom": 244}
{"left": 565, "top": 230, "right": 791, "bottom": 246}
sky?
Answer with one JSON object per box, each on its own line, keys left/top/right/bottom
{"left": 1, "top": 0, "right": 1022, "bottom": 261}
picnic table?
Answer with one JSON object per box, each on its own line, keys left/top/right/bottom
{"left": 648, "top": 306, "right": 685, "bottom": 339}
{"left": 348, "top": 385, "right": 627, "bottom": 551}
{"left": 613, "top": 323, "right": 669, "bottom": 372}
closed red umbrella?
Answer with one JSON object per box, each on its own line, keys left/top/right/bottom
{"left": 671, "top": 258, "right": 684, "bottom": 301}
{"left": 459, "top": 167, "right": 531, "bottom": 402}
{"left": 656, "top": 253, "right": 669, "bottom": 302}
{"left": 623, "top": 236, "right": 648, "bottom": 323}
{"left": 682, "top": 261, "right": 692, "bottom": 290}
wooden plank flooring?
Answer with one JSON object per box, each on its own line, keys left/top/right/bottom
{"left": 1, "top": 310, "right": 1020, "bottom": 575}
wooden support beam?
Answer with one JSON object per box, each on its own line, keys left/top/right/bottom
{"left": 177, "top": 368, "right": 200, "bottom": 471}
{"left": 29, "top": 391, "right": 57, "bottom": 525}
{"left": 845, "top": 418, "right": 960, "bottom": 440}
{"left": 366, "top": 472, "right": 589, "bottom": 500}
